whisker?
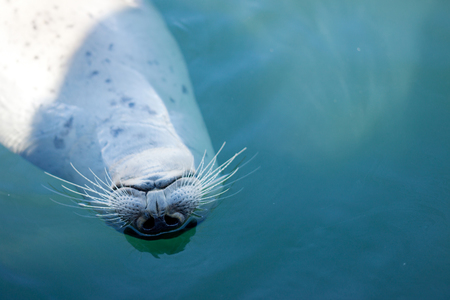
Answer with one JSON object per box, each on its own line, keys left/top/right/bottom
{"left": 196, "top": 142, "right": 226, "bottom": 179}
{"left": 199, "top": 188, "right": 231, "bottom": 201}
{"left": 69, "top": 163, "right": 111, "bottom": 192}
{"left": 72, "top": 211, "right": 98, "bottom": 218}
{"left": 78, "top": 203, "right": 115, "bottom": 210}
{"left": 45, "top": 172, "right": 110, "bottom": 199}
{"left": 43, "top": 185, "right": 83, "bottom": 202}
{"left": 59, "top": 185, "right": 109, "bottom": 202}
{"left": 48, "top": 197, "right": 85, "bottom": 209}
{"left": 218, "top": 166, "right": 260, "bottom": 188}
{"left": 199, "top": 168, "right": 240, "bottom": 196}
{"left": 190, "top": 145, "right": 250, "bottom": 216}
{"left": 202, "top": 187, "right": 244, "bottom": 203}
{"left": 197, "top": 148, "right": 246, "bottom": 188}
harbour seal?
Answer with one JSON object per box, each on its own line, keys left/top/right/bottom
{"left": 0, "top": 0, "right": 243, "bottom": 239}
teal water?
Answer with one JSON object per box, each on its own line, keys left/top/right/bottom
{"left": 1, "top": 0, "right": 450, "bottom": 299}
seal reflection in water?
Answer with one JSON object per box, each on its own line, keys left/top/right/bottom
{"left": 0, "top": 0, "right": 244, "bottom": 239}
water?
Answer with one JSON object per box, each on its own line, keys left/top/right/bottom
{"left": 1, "top": 0, "right": 449, "bottom": 299}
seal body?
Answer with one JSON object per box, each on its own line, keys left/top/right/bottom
{"left": 0, "top": 0, "right": 229, "bottom": 239}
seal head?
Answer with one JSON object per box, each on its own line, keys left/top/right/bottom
{"left": 48, "top": 147, "right": 244, "bottom": 239}
{"left": 112, "top": 176, "right": 202, "bottom": 238}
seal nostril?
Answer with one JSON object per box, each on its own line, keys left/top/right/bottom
{"left": 142, "top": 217, "right": 155, "bottom": 230}
{"left": 164, "top": 215, "right": 179, "bottom": 226}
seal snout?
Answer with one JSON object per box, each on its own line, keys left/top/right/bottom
{"left": 134, "top": 189, "right": 186, "bottom": 235}
{"left": 136, "top": 214, "right": 183, "bottom": 235}
{"left": 112, "top": 178, "right": 201, "bottom": 238}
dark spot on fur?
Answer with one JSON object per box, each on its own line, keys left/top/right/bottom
{"left": 121, "top": 96, "right": 132, "bottom": 103}
{"left": 54, "top": 136, "right": 65, "bottom": 149}
{"left": 85, "top": 51, "right": 92, "bottom": 57}
{"left": 105, "top": 78, "right": 112, "bottom": 84}
{"left": 161, "top": 77, "right": 166, "bottom": 82}
{"left": 64, "top": 116, "right": 73, "bottom": 129}
{"left": 110, "top": 127, "right": 124, "bottom": 137}
{"left": 110, "top": 100, "right": 117, "bottom": 106}
{"left": 108, "top": 44, "right": 114, "bottom": 51}
{"left": 89, "top": 70, "right": 99, "bottom": 77}
{"left": 170, "top": 97, "right": 175, "bottom": 103}
{"left": 128, "top": 102, "right": 135, "bottom": 108}
{"left": 182, "top": 85, "right": 188, "bottom": 94}
{"left": 103, "top": 58, "right": 111, "bottom": 64}
{"left": 146, "top": 106, "right": 156, "bottom": 115}
{"left": 34, "top": 56, "right": 39, "bottom": 60}
{"left": 154, "top": 60, "right": 159, "bottom": 65}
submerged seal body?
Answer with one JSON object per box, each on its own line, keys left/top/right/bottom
{"left": 0, "top": 0, "right": 241, "bottom": 239}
